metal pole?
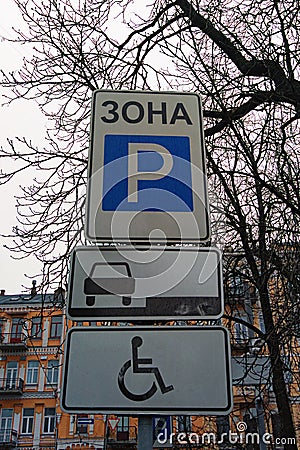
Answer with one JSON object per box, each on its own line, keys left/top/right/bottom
{"left": 138, "top": 416, "right": 153, "bottom": 450}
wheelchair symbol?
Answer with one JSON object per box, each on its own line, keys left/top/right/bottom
{"left": 118, "top": 336, "right": 174, "bottom": 401}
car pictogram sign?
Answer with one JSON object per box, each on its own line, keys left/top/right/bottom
{"left": 66, "top": 246, "right": 224, "bottom": 321}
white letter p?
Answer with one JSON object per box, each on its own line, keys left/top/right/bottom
{"left": 127, "top": 143, "right": 173, "bottom": 202}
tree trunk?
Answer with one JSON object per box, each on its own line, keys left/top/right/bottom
{"left": 259, "top": 285, "right": 296, "bottom": 449}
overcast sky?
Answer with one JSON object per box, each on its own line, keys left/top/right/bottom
{"left": 0, "top": 1, "right": 158, "bottom": 295}
{"left": 0, "top": 1, "right": 176, "bottom": 295}
{"left": 0, "top": 0, "right": 45, "bottom": 294}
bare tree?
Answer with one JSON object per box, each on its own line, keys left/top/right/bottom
{"left": 1, "top": 0, "right": 299, "bottom": 447}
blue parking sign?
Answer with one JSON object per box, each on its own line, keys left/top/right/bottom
{"left": 102, "top": 135, "right": 193, "bottom": 212}
{"left": 86, "top": 90, "right": 210, "bottom": 243}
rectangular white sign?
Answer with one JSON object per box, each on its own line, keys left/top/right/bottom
{"left": 85, "top": 90, "right": 210, "bottom": 244}
{"left": 61, "top": 327, "right": 232, "bottom": 415}
{"left": 67, "top": 246, "right": 223, "bottom": 321}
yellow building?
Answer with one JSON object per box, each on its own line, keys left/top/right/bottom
{"left": 224, "top": 274, "right": 299, "bottom": 448}
{"left": 0, "top": 281, "right": 298, "bottom": 449}
{"left": 0, "top": 287, "right": 111, "bottom": 449}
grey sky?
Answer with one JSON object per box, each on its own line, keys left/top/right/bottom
{"left": 0, "top": 0, "right": 44, "bottom": 293}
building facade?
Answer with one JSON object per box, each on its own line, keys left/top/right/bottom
{"left": 0, "top": 283, "right": 298, "bottom": 449}
{"left": 0, "top": 288, "right": 140, "bottom": 450}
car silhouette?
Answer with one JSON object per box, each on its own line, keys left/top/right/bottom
{"left": 84, "top": 262, "right": 135, "bottom": 307}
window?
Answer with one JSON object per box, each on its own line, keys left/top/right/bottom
{"left": 6, "top": 361, "right": 18, "bottom": 388}
{"left": 177, "top": 416, "right": 192, "bottom": 432}
{"left": 0, "top": 409, "right": 13, "bottom": 442}
{"left": 282, "top": 356, "right": 293, "bottom": 384}
{"left": 229, "top": 276, "right": 245, "bottom": 297}
{"left": 234, "top": 316, "right": 249, "bottom": 343}
{"left": 31, "top": 317, "right": 43, "bottom": 338}
{"left": 11, "top": 318, "right": 24, "bottom": 341}
{"left": 21, "top": 408, "right": 34, "bottom": 434}
{"left": 258, "top": 313, "right": 266, "bottom": 334}
{"left": 46, "top": 360, "right": 59, "bottom": 385}
{"left": 117, "top": 416, "right": 129, "bottom": 431}
{"left": 26, "top": 361, "right": 39, "bottom": 385}
{"left": 117, "top": 416, "right": 129, "bottom": 441}
{"left": 50, "top": 316, "right": 62, "bottom": 338}
{"left": 43, "top": 408, "right": 55, "bottom": 434}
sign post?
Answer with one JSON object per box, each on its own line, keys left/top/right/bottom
{"left": 61, "top": 90, "right": 232, "bottom": 447}
{"left": 138, "top": 416, "right": 153, "bottom": 450}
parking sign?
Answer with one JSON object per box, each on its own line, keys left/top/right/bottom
{"left": 85, "top": 90, "right": 210, "bottom": 243}
{"left": 102, "top": 135, "right": 193, "bottom": 212}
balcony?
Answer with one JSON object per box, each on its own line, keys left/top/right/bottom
{"left": 107, "top": 426, "right": 137, "bottom": 448}
{"left": 0, "top": 429, "right": 18, "bottom": 448}
{"left": 0, "top": 333, "right": 28, "bottom": 351}
{"left": 231, "top": 339, "right": 250, "bottom": 355}
{"left": 17, "top": 435, "right": 55, "bottom": 449}
{"left": 0, "top": 378, "right": 24, "bottom": 395}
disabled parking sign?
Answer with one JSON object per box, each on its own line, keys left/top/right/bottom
{"left": 85, "top": 90, "right": 210, "bottom": 243}
{"left": 118, "top": 336, "right": 174, "bottom": 401}
{"left": 61, "top": 326, "right": 232, "bottom": 415}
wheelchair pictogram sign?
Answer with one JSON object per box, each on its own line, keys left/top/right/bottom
{"left": 118, "top": 336, "right": 174, "bottom": 401}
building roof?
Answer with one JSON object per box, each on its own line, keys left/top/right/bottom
{"left": 0, "top": 293, "right": 57, "bottom": 307}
